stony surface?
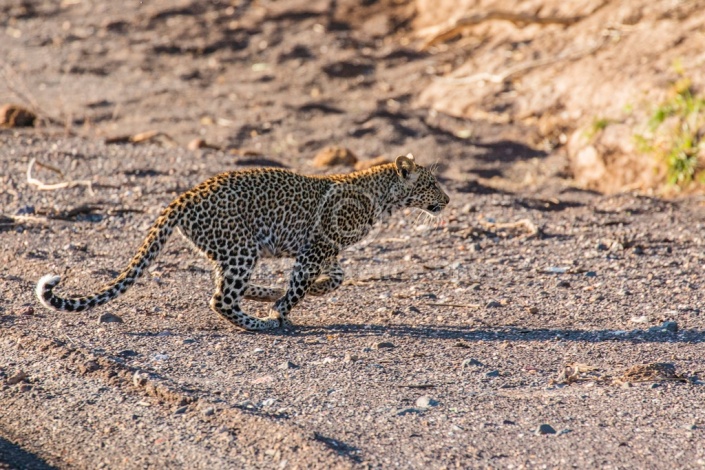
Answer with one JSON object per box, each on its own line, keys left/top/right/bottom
{"left": 1, "top": 1, "right": 705, "bottom": 469}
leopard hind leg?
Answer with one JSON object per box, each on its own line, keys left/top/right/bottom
{"left": 209, "top": 255, "right": 280, "bottom": 331}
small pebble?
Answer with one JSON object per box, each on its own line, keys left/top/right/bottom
{"left": 19, "top": 384, "right": 32, "bottom": 393}
{"left": 596, "top": 243, "right": 608, "bottom": 251}
{"left": 485, "top": 370, "right": 500, "bottom": 378}
{"left": 261, "top": 398, "right": 276, "bottom": 407}
{"left": 182, "top": 339, "right": 196, "bottom": 344}
{"left": 252, "top": 348, "right": 264, "bottom": 354}
{"left": 527, "top": 306, "right": 539, "bottom": 315}
{"left": 344, "top": 353, "right": 359, "bottom": 363}
{"left": 374, "top": 341, "right": 395, "bottom": 349}
{"left": 133, "top": 372, "right": 148, "bottom": 387}
{"left": 278, "top": 360, "right": 298, "bottom": 370}
{"left": 98, "top": 312, "right": 123, "bottom": 323}
{"left": 535, "top": 424, "right": 557, "bottom": 435}
{"left": 415, "top": 396, "right": 438, "bottom": 408}
{"left": 187, "top": 138, "right": 207, "bottom": 150}
{"left": 650, "top": 383, "right": 661, "bottom": 389}
{"left": 556, "top": 280, "right": 571, "bottom": 288}
{"left": 462, "top": 358, "right": 484, "bottom": 368}
{"left": 7, "top": 371, "right": 28, "bottom": 385}
{"left": 156, "top": 330, "right": 173, "bottom": 337}
{"left": 174, "top": 406, "right": 188, "bottom": 414}
{"left": 585, "top": 271, "right": 597, "bottom": 277}
{"left": 486, "top": 301, "right": 502, "bottom": 309}
{"left": 662, "top": 321, "right": 678, "bottom": 332}
{"left": 202, "top": 407, "right": 215, "bottom": 417}
{"left": 461, "top": 203, "right": 476, "bottom": 214}
{"left": 630, "top": 316, "right": 649, "bottom": 324}
{"left": 19, "top": 305, "right": 34, "bottom": 316}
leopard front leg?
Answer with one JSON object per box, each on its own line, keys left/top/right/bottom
{"left": 269, "top": 243, "right": 337, "bottom": 327}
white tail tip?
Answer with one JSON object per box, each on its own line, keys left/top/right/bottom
{"left": 36, "top": 274, "right": 61, "bottom": 309}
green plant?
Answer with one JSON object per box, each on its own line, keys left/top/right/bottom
{"left": 584, "top": 117, "right": 612, "bottom": 140}
{"left": 635, "top": 67, "right": 705, "bottom": 186}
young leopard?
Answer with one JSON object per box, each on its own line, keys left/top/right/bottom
{"left": 36, "top": 154, "right": 449, "bottom": 330}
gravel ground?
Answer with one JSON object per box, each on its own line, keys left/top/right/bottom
{"left": 1, "top": 1, "right": 705, "bottom": 468}
{"left": 2, "top": 137, "right": 705, "bottom": 468}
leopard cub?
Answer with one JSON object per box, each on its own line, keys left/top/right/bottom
{"left": 36, "top": 154, "right": 449, "bottom": 330}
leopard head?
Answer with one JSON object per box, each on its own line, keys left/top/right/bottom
{"left": 394, "top": 154, "right": 450, "bottom": 215}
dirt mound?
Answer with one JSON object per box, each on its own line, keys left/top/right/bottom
{"left": 411, "top": 0, "right": 705, "bottom": 192}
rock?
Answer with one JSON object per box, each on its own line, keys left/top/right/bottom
{"left": 535, "top": 424, "right": 557, "bottom": 435}
{"left": 252, "top": 348, "right": 264, "bottom": 354}
{"left": 485, "top": 301, "right": 502, "bottom": 309}
{"left": 461, "top": 203, "right": 476, "bottom": 214}
{"left": 462, "top": 358, "right": 484, "bottom": 368}
{"left": 374, "top": 341, "right": 395, "bottom": 349}
{"left": 7, "top": 371, "right": 28, "bottom": 385}
{"left": 527, "top": 306, "right": 539, "bottom": 314}
{"left": 19, "top": 384, "right": 32, "bottom": 393}
{"left": 662, "top": 321, "right": 678, "bottom": 332}
{"left": 596, "top": 242, "right": 608, "bottom": 251}
{"left": 415, "top": 396, "right": 438, "bottom": 408}
{"left": 118, "top": 349, "right": 139, "bottom": 358}
{"left": 502, "top": 419, "right": 516, "bottom": 425}
{"left": 182, "top": 339, "right": 196, "bottom": 344}
{"left": 485, "top": 370, "right": 500, "bottom": 378}
{"left": 133, "top": 372, "right": 148, "bottom": 387}
{"left": 18, "top": 305, "right": 34, "bottom": 316}
{"left": 556, "top": 280, "right": 571, "bottom": 288}
{"left": 261, "top": 398, "right": 276, "bottom": 407}
{"left": 0, "top": 104, "right": 36, "bottom": 127}
{"left": 585, "top": 271, "right": 597, "bottom": 277}
{"left": 278, "top": 360, "right": 298, "bottom": 370}
{"left": 202, "top": 407, "right": 215, "bottom": 417}
{"left": 313, "top": 146, "right": 358, "bottom": 167}
{"left": 174, "top": 405, "right": 188, "bottom": 414}
{"left": 343, "top": 353, "right": 359, "bottom": 363}
{"left": 354, "top": 156, "right": 390, "bottom": 171}
{"left": 98, "top": 312, "right": 123, "bottom": 323}
{"left": 78, "top": 360, "right": 100, "bottom": 374}
{"left": 187, "top": 138, "right": 207, "bottom": 150}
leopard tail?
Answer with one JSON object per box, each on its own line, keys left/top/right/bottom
{"left": 36, "top": 202, "right": 182, "bottom": 313}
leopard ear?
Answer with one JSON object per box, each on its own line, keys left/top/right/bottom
{"left": 395, "top": 155, "right": 416, "bottom": 180}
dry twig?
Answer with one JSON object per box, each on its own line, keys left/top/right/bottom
{"left": 26, "top": 158, "right": 93, "bottom": 193}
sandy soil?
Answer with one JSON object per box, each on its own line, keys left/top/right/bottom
{"left": 1, "top": 1, "right": 705, "bottom": 468}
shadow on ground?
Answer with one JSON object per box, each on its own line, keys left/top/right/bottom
{"left": 0, "top": 436, "right": 56, "bottom": 470}
{"left": 242, "top": 324, "right": 705, "bottom": 344}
